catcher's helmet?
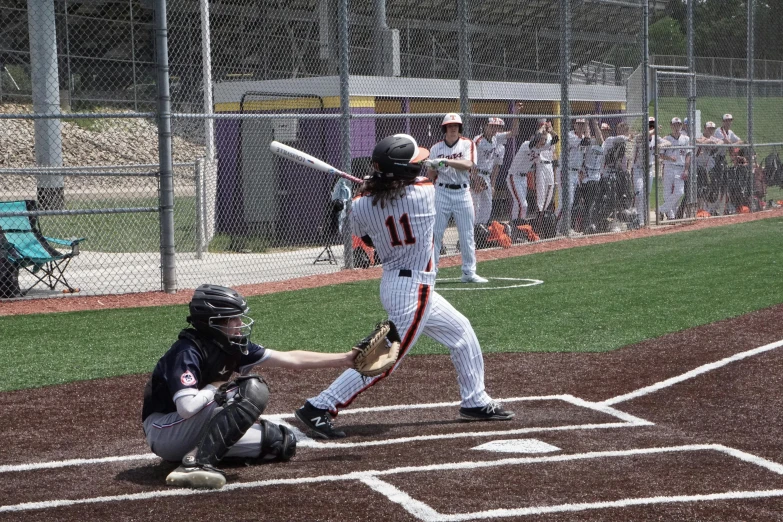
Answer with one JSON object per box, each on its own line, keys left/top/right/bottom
{"left": 370, "top": 134, "right": 430, "bottom": 181}
{"left": 187, "top": 284, "right": 255, "bottom": 355}
{"left": 441, "top": 113, "right": 463, "bottom": 133}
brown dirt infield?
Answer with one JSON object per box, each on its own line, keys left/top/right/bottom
{"left": 2, "top": 303, "right": 783, "bottom": 520}
{"left": 1, "top": 207, "right": 781, "bottom": 317}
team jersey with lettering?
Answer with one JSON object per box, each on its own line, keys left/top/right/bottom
{"left": 662, "top": 133, "right": 690, "bottom": 168}
{"left": 141, "top": 330, "right": 269, "bottom": 421}
{"left": 351, "top": 178, "right": 435, "bottom": 274}
{"left": 533, "top": 138, "right": 556, "bottom": 164}
{"left": 508, "top": 141, "right": 535, "bottom": 176}
{"left": 473, "top": 132, "right": 509, "bottom": 172}
{"left": 584, "top": 140, "right": 605, "bottom": 172}
{"left": 429, "top": 137, "right": 476, "bottom": 184}
{"left": 713, "top": 127, "right": 741, "bottom": 159}
{"left": 568, "top": 131, "right": 588, "bottom": 170}
{"left": 494, "top": 144, "right": 506, "bottom": 166}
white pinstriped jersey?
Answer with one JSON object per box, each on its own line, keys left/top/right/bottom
{"left": 351, "top": 178, "right": 435, "bottom": 274}
{"left": 662, "top": 133, "right": 690, "bottom": 168}
{"left": 429, "top": 137, "right": 476, "bottom": 184}
{"left": 494, "top": 144, "right": 506, "bottom": 166}
{"left": 508, "top": 141, "right": 535, "bottom": 176}
{"left": 473, "top": 132, "right": 509, "bottom": 172}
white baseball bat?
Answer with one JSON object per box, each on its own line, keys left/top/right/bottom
{"left": 269, "top": 141, "right": 364, "bottom": 184}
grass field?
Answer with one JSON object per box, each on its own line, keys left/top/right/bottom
{"left": 2, "top": 217, "right": 781, "bottom": 392}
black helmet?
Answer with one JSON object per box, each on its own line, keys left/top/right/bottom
{"left": 187, "top": 284, "right": 254, "bottom": 355}
{"left": 369, "top": 134, "right": 430, "bottom": 181}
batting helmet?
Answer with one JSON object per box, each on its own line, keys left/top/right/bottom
{"left": 187, "top": 284, "right": 254, "bottom": 355}
{"left": 370, "top": 134, "right": 430, "bottom": 181}
{"left": 441, "top": 113, "right": 463, "bottom": 133}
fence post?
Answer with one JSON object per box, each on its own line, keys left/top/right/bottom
{"left": 338, "top": 0, "right": 353, "bottom": 269}
{"left": 558, "top": 0, "right": 571, "bottom": 235}
{"left": 747, "top": 0, "right": 754, "bottom": 211}
{"left": 686, "top": 0, "right": 697, "bottom": 217}
{"left": 458, "top": 0, "right": 470, "bottom": 125}
{"left": 642, "top": 0, "right": 650, "bottom": 227}
{"left": 154, "top": 0, "right": 177, "bottom": 293}
{"left": 195, "top": 159, "right": 203, "bottom": 260}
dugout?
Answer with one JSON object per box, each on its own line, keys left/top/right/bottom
{"left": 212, "top": 76, "right": 626, "bottom": 247}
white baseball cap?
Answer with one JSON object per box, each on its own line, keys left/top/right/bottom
{"left": 575, "top": 118, "right": 586, "bottom": 123}
{"left": 705, "top": 121, "right": 716, "bottom": 128}
{"left": 600, "top": 122, "right": 611, "bottom": 130}
{"left": 723, "top": 113, "right": 733, "bottom": 120}
{"left": 671, "top": 117, "right": 682, "bottom": 124}
{"left": 487, "top": 117, "right": 505, "bottom": 127}
{"left": 648, "top": 117, "right": 656, "bottom": 122}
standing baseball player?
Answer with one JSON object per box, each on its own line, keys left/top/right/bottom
{"left": 472, "top": 102, "right": 523, "bottom": 226}
{"left": 142, "top": 284, "right": 357, "bottom": 489}
{"left": 631, "top": 117, "right": 662, "bottom": 226}
{"left": 294, "top": 134, "right": 514, "bottom": 439}
{"left": 428, "top": 113, "right": 487, "bottom": 283}
{"left": 579, "top": 119, "right": 607, "bottom": 233}
{"left": 695, "top": 121, "right": 722, "bottom": 213}
{"left": 530, "top": 121, "right": 559, "bottom": 214}
{"left": 713, "top": 113, "right": 743, "bottom": 214}
{"left": 659, "top": 117, "right": 691, "bottom": 220}
{"left": 506, "top": 137, "right": 536, "bottom": 222}
{"left": 562, "top": 118, "right": 589, "bottom": 233}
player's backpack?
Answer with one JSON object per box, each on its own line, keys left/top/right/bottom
{"left": 0, "top": 256, "right": 21, "bottom": 298}
{"left": 532, "top": 208, "right": 557, "bottom": 240}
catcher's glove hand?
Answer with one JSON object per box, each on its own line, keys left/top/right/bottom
{"left": 352, "top": 320, "right": 402, "bottom": 377}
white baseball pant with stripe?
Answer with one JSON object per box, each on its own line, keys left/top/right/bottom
{"left": 433, "top": 184, "right": 477, "bottom": 276}
{"left": 472, "top": 171, "right": 493, "bottom": 224}
{"left": 506, "top": 172, "right": 528, "bottom": 220}
{"left": 660, "top": 165, "right": 686, "bottom": 219}
{"left": 307, "top": 272, "right": 492, "bottom": 414}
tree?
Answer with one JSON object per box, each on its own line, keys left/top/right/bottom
{"left": 649, "top": 16, "right": 686, "bottom": 56}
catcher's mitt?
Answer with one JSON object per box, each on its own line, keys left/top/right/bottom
{"left": 353, "top": 320, "right": 402, "bottom": 377}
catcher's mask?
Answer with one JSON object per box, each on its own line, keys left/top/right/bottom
{"left": 369, "top": 134, "right": 429, "bottom": 181}
{"left": 187, "top": 284, "right": 255, "bottom": 355}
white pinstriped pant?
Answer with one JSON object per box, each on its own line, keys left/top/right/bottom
{"left": 433, "top": 185, "right": 477, "bottom": 276}
{"left": 307, "top": 273, "right": 492, "bottom": 414}
{"left": 472, "top": 173, "right": 493, "bottom": 225}
{"left": 506, "top": 172, "right": 528, "bottom": 220}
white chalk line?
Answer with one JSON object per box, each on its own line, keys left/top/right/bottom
{"left": 601, "top": 338, "right": 783, "bottom": 406}
{"left": 435, "top": 277, "right": 544, "bottom": 292}
{"left": 3, "top": 444, "right": 781, "bottom": 515}
{"left": 2, "top": 394, "right": 646, "bottom": 472}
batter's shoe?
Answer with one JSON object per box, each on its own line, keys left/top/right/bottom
{"left": 166, "top": 463, "right": 226, "bottom": 489}
{"left": 295, "top": 402, "right": 347, "bottom": 439}
{"left": 461, "top": 273, "right": 488, "bottom": 283}
{"left": 459, "top": 401, "right": 515, "bottom": 421}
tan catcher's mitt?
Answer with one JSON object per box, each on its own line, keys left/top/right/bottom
{"left": 353, "top": 320, "right": 402, "bottom": 377}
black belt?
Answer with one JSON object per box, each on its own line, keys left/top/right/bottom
{"left": 438, "top": 183, "right": 468, "bottom": 189}
{"left": 399, "top": 269, "right": 412, "bottom": 277}
{"left": 541, "top": 160, "right": 552, "bottom": 165}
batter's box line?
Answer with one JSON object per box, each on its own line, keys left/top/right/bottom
{"left": 3, "top": 444, "right": 783, "bottom": 515}
{"left": 271, "top": 394, "right": 653, "bottom": 449}
{"left": 0, "top": 395, "right": 651, "bottom": 473}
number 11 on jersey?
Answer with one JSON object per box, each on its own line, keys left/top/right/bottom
{"left": 385, "top": 214, "right": 416, "bottom": 247}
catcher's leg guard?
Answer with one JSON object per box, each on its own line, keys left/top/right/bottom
{"left": 183, "top": 376, "right": 269, "bottom": 468}
{"left": 257, "top": 419, "right": 297, "bottom": 461}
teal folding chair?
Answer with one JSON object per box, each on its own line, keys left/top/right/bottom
{"left": 0, "top": 200, "right": 85, "bottom": 296}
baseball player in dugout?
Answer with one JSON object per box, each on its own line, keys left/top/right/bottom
{"left": 659, "top": 117, "right": 691, "bottom": 220}
{"left": 471, "top": 102, "right": 524, "bottom": 228}
{"left": 529, "top": 120, "right": 559, "bottom": 216}
{"left": 427, "top": 113, "right": 488, "bottom": 283}
{"left": 293, "top": 133, "right": 514, "bottom": 440}
{"left": 141, "top": 284, "right": 358, "bottom": 490}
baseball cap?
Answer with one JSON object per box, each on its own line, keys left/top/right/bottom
{"left": 537, "top": 118, "right": 547, "bottom": 124}
{"left": 671, "top": 117, "right": 682, "bottom": 124}
{"left": 723, "top": 113, "right": 733, "bottom": 120}
{"left": 487, "top": 117, "right": 505, "bottom": 126}
{"left": 600, "top": 122, "right": 611, "bottom": 130}
{"left": 648, "top": 117, "right": 656, "bottom": 122}
{"left": 705, "top": 121, "right": 716, "bottom": 128}
{"left": 575, "top": 118, "right": 586, "bottom": 123}
{"left": 683, "top": 117, "right": 690, "bottom": 125}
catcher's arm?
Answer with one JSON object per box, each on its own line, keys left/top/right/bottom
{"left": 260, "top": 349, "right": 356, "bottom": 370}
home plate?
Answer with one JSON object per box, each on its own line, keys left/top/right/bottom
{"left": 472, "top": 439, "right": 561, "bottom": 454}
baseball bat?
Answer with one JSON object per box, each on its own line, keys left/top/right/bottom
{"left": 269, "top": 141, "right": 364, "bottom": 184}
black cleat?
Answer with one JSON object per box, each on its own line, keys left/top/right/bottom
{"left": 294, "top": 401, "right": 347, "bottom": 439}
{"left": 459, "top": 401, "right": 515, "bottom": 421}
{"left": 166, "top": 463, "right": 226, "bottom": 489}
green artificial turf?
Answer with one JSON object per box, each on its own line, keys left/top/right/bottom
{"left": 1, "top": 217, "right": 781, "bottom": 392}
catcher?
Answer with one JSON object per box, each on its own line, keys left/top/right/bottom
{"left": 141, "top": 284, "right": 360, "bottom": 490}
{"left": 294, "top": 133, "right": 514, "bottom": 440}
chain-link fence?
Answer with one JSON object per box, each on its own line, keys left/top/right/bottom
{"left": 1, "top": 0, "right": 781, "bottom": 299}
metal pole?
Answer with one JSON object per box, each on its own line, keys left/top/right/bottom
{"left": 686, "top": 0, "right": 696, "bottom": 217}
{"left": 747, "top": 0, "right": 754, "bottom": 211}
{"left": 653, "top": 68, "right": 660, "bottom": 224}
{"left": 27, "top": 0, "right": 64, "bottom": 209}
{"left": 458, "top": 0, "right": 470, "bottom": 126}
{"left": 129, "top": 0, "right": 138, "bottom": 112}
{"left": 338, "top": 0, "right": 353, "bottom": 269}
{"left": 642, "top": 0, "right": 650, "bottom": 227}
{"left": 558, "top": 0, "right": 571, "bottom": 235}
{"left": 154, "top": 0, "right": 177, "bottom": 292}
{"left": 199, "top": 0, "right": 215, "bottom": 162}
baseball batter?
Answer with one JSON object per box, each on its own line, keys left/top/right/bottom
{"left": 294, "top": 134, "right": 514, "bottom": 439}
{"left": 427, "top": 113, "right": 487, "bottom": 283}
{"left": 472, "top": 102, "right": 523, "bottom": 225}
{"left": 142, "top": 284, "right": 358, "bottom": 489}
{"left": 659, "top": 117, "right": 691, "bottom": 220}
{"left": 506, "top": 139, "right": 535, "bottom": 221}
